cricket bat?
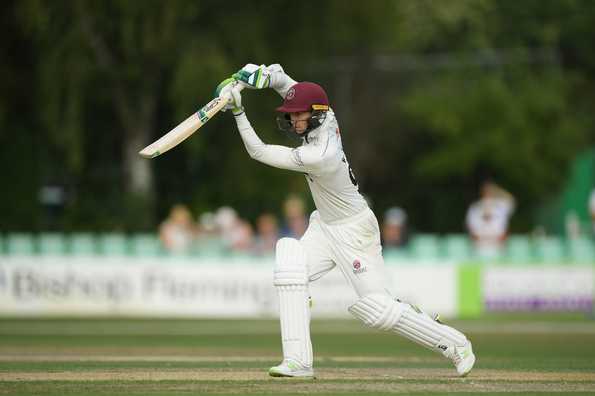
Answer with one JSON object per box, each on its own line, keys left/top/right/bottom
{"left": 139, "top": 82, "right": 243, "bottom": 159}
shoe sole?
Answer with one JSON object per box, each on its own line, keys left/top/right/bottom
{"left": 269, "top": 369, "right": 315, "bottom": 378}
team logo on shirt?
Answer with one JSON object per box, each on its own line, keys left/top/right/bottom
{"left": 291, "top": 148, "right": 304, "bottom": 166}
{"left": 352, "top": 259, "right": 367, "bottom": 274}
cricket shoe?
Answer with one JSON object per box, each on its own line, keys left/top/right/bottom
{"left": 268, "top": 359, "right": 314, "bottom": 378}
{"left": 441, "top": 340, "right": 476, "bottom": 377}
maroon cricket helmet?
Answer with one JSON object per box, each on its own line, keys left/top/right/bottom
{"left": 276, "top": 82, "right": 330, "bottom": 113}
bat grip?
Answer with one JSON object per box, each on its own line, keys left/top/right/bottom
{"left": 220, "top": 80, "right": 245, "bottom": 104}
{"left": 234, "top": 80, "right": 246, "bottom": 92}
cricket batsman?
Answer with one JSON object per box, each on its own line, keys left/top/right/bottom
{"left": 216, "top": 64, "right": 476, "bottom": 378}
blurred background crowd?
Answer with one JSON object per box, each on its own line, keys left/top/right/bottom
{"left": 158, "top": 194, "right": 308, "bottom": 256}
{"left": 155, "top": 181, "right": 595, "bottom": 261}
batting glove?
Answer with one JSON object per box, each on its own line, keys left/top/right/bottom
{"left": 233, "top": 64, "right": 270, "bottom": 89}
{"left": 215, "top": 78, "right": 244, "bottom": 115}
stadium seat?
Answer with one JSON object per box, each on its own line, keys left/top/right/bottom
{"left": 383, "top": 247, "right": 409, "bottom": 263}
{"left": 68, "top": 233, "right": 97, "bottom": 255}
{"left": 505, "top": 235, "right": 534, "bottom": 264}
{"left": 443, "top": 234, "right": 472, "bottom": 261}
{"left": 97, "top": 233, "right": 129, "bottom": 256}
{"left": 534, "top": 236, "right": 566, "bottom": 264}
{"left": 567, "top": 236, "right": 595, "bottom": 263}
{"left": 409, "top": 234, "right": 441, "bottom": 260}
{"left": 37, "top": 233, "right": 67, "bottom": 255}
{"left": 191, "top": 237, "right": 227, "bottom": 257}
{"left": 129, "top": 234, "right": 162, "bottom": 256}
{"left": 5, "top": 233, "right": 36, "bottom": 255}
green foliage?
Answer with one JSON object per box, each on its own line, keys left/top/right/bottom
{"left": 2, "top": 0, "right": 595, "bottom": 232}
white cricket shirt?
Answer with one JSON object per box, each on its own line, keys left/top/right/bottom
{"left": 234, "top": 110, "right": 368, "bottom": 224}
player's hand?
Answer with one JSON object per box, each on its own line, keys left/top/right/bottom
{"left": 265, "top": 63, "right": 284, "bottom": 74}
{"left": 233, "top": 64, "right": 270, "bottom": 89}
{"left": 215, "top": 78, "right": 244, "bottom": 114}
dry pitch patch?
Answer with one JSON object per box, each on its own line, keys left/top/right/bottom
{"left": 1, "top": 356, "right": 595, "bottom": 394}
{"left": 3, "top": 367, "right": 595, "bottom": 382}
{"left": 1, "top": 368, "right": 595, "bottom": 394}
{"left": 2, "top": 319, "right": 595, "bottom": 394}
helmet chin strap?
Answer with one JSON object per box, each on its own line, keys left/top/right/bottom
{"left": 276, "top": 110, "right": 328, "bottom": 141}
{"left": 304, "top": 110, "right": 327, "bottom": 134}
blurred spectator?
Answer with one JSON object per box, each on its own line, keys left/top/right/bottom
{"left": 253, "top": 212, "right": 280, "bottom": 255}
{"left": 466, "top": 181, "right": 515, "bottom": 259}
{"left": 281, "top": 195, "right": 308, "bottom": 239}
{"left": 381, "top": 206, "right": 408, "bottom": 248}
{"left": 159, "top": 204, "right": 198, "bottom": 253}
{"left": 564, "top": 210, "right": 581, "bottom": 239}
{"left": 590, "top": 188, "right": 595, "bottom": 236}
{"left": 198, "top": 211, "right": 218, "bottom": 237}
{"left": 214, "top": 206, "right": 254, "bottom": 253}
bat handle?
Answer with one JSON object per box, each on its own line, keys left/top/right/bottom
{"left": 219, "top": 80, "right": 245, "bottom": 104}
{"left": 233, "top": 80, "right": 246, "bottom": 92}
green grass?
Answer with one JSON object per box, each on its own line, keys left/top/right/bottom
{"left": 1, "top": 315, "right": 594, "bottom": 395}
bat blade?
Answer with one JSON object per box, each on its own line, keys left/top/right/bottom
{"left": 139, "top": 95, "right": 228, "bottom": 159}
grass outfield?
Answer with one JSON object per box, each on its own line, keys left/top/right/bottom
{"left": 1, "top": 314, "right": 594, "bottom": 395}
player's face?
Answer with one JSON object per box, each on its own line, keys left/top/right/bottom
{"left": 289, "top": 111, "right": 312, "bottom": 134}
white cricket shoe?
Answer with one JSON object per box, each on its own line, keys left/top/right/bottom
{"left": 442, "top": 340, "right": 476, "bottom": 377}
{"left": 268, "top": 359, "right": 314, "bottom": 378}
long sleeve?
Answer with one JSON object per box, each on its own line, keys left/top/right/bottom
{"left": 268, "top": 64, "right": 298, "bottom": 98}
{"left": 234, "top": 113, "right": 330, "bottom": 175}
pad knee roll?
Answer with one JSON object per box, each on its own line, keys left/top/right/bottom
{"left": 348, "top": 293, "right": 404, "bottom": 331}
{"left": 274, "top": 238, "right": 308, "bottom": 286}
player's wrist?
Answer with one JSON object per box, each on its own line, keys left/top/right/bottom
{"left": 232, "top": 107, "right": 245, "bottom": 116}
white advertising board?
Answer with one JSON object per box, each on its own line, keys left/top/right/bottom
{"left": 483, "top": 266, "right": 594, "bottom": 311}
{"left": 0, "top": 257, "right": 458, "bottom": 318}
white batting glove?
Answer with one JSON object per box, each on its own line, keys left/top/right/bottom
{"left": 266, "top": 64, "right": 284, "bottom": 74}
{"left": 233, "top": 64, "right": 270, "bottom": 89}
{"left": 214, "top": 78, "right": 243, "bottom": 114}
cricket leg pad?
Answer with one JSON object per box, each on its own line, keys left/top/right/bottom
{"left": 272, "top": 238, "right": 313, "bottom": 370}
{"left": 397, "top": 301, "right": 475, "bottom": 376}
{"left": 349, "top": 293, "right": 475, "bottom": 376}
{"left": 348, "top": 293, "right": 405, "bottom": 330}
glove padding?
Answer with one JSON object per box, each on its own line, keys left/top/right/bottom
{"left": 233, "top": 64, "right": 270, "bottom": 89}
{"left": 215, "top": 78, "right": 243, "bottom": 115}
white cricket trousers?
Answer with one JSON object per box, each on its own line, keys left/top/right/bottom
{"left": 301, "top": 208, "right": 389, "bottom": 296}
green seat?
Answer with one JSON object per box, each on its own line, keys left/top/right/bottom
{"left": 410, "top": 234, "right": 441, "bottom": 260}
{"left": 191, "top": 237, "right": 226, "bottom": 257}
{"left": 535, "top": 236, "right": 565, "bottom": 264}
{"left": 383, "top": 247, "right": 409, "bottom": 263}
{"left": 129, "top": 234, "right": 162, "bottom": 256}
{"left": 505, "top": 235, "right": 534, "bottom": 263}
{"left": 567, "top": 237, "right": 595, "bottom": 263}
{"left": 68, "top": 233, "right": 97, "bottom": 255}
{"left": 38, "top": 233, "right": 67, "bottom": 255}
{"left": 5, "top": 233, "right": 36, "bottom": 255}
{"left": 98, "top": 233, "right": 129, "bottom": 256}
{"left": 443, "top": 234, "right": 472, "bottom": 261}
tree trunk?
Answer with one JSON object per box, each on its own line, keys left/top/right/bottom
{"left": 124, "top": 127, "right": 153, "bottom": 195}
